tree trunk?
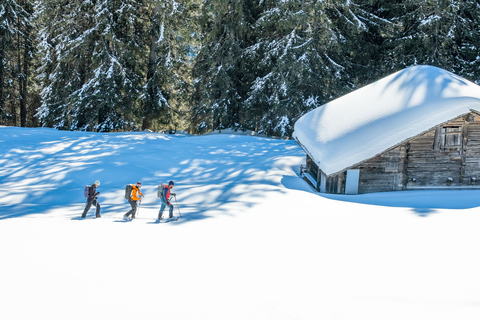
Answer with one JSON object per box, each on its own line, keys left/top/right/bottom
{"left": 142, "top": 4, "right": 161, "bottom": 131}
{"left": 20, "top": 44, "right": 28, "bottom": 127}
{"left": 147, "top": 5, "right": 160, "bottom": 82}
{"left": 142, "top": 117, "right": 153, "bottom": 130}
{"left": 20, "top": 0, "right": 33, "bottom": 127}
{"left": 0, "top": 50, "right": 4, "bottom": 117}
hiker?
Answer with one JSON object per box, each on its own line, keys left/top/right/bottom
{"left": 82, "top": 180, "right": 101, "bottom": 218}
{"left": 158, "top": 181, "right": 175, "bottom": 220}
{"left": 124, "top": 182, "right": 143, "bottom": 219}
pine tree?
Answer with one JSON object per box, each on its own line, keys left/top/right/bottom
{"left": 37, "top": 0, "right": 147, "bottom": 131}
{"left": 0, "top": 0, "right": 20, "bottom": 123}
{"left": 191, "top": 0, "right": 401, "bottom": 137}
{"left": 243, "top": 0, "right": 397, "bottom": 137}
{"left": 140, "top": 0, "right": 195, "bottom": 131}
{"left": 243, "top": 0, "right": 321, "bottom": 137}
{"left": 448, "top": 0, "right": 480, "bottom": 82}
{"left": 71, "top": 0, "right": 148, "bottom": 131}
{"left": 28, "top": 0, "right": 480, "bottom": 134}
{"left": 17, "top": 0, "right": 35, "bottom": 127}
{"left": 456, "top": 1, "right": 480, "bottom": 82}
{"left": 36, "top": 0, "right": 93, "bottom": 129}
{"left": 393, "top": 1, "right": 465, "bottom": 70}
{"left": 0, "top": 0, "right": 34, "bottom": 126}
{"left": 325, "top": 0, "right": 402, "bottom": 86}
{"left": 191, "top": 0, "right": 256, "bottom": 133}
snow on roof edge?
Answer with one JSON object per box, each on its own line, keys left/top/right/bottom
{"left": 327, "top": 111, "right": 473, "bottom": 176}
{"left": 294, "top": 110, "right": 476, "bottom": 177}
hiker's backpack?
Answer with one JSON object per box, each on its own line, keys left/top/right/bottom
{"left": 125, "top": 184, "right": 134, "bottom": 200}
{"left": 84, "top": 185, "right": 91, "bottom": 198}
{"left": 157, "top": 183, "right": 165, "bottom": 199}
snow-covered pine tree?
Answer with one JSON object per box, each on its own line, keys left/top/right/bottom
{"left": 324, "top": 0, "right": 401, "bottom": 89}
{"left": 30, "top": 0, "right": 480, "bottom": 132}
{"left": 394, "top": 0, "right": 469, "bottom": 73}
{"left": 243, "top": 0, "right": 396, "bottom": 137}
{"left": 37, "top": 0, "right": 146, "bottom": 131}
{"left": 17, "top": 0, "right": 35, "bottom": 127}
{"left": 191, "top": 0, "right": 403, "bottom": 137}
{"left": 455, "top": 1, "right": 480, "bottom": 82}
{"left": 140, "top": 0, "right": 194, "bottom": 131}
{"left": 69, "top": 0, "right": 146, "bottom": 131}
{"left": 243, "top": 0, "right": 345, "bottom": 137}
{"left": 242, "top": 0, "right": 316, "bottom": 137}
{"left": 0, "top": 0, "right": 21, "bottom": 123}
{"left": 0, "top": 0, "right": 34, "bottom": 126}
{"left": 191, "top": 0, "right": 256, "bottom": 134}
{"left": 36, "top": 0, "right": 96, "bottom": 129}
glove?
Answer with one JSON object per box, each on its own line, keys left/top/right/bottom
{"left": 96, "top": 192, "right": 100, "bottom": 195}
{"left": 166, "top": 202, "right": 171, "bottom": 206}
{"left": 171, "top": 193, "right": 176, "bottom": 196}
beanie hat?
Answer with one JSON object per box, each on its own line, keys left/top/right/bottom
{"left": 136, "top": 182, "right": 142, "bottom": 186}
{"left": 169, "top": 181, "right": 174, "bottom": 186}
{"left": 94, "top": 180, "right": 100, "bottom": 186}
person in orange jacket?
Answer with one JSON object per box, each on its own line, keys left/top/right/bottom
{"left": 124, "top": 182, "right": 143, "bottom": 219}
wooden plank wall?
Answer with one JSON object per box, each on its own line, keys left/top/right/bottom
{"left": 325, "top": 172, "right": 345, "bottom": 194}
{"left": 349, "top": 146, "right": 407, "bottom": 194}
{"left": 406, "top": 113, "right": 480, "bottom": 188}
{"left": 463, "top": 114, "right": 480, "bottom": 184}
{"left": 304, "top": 155, "right": 320, "bottom": 191}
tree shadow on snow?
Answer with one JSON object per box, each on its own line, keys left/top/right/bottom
{"left": 0, "top": 128, "right": 301, "bottom": 222}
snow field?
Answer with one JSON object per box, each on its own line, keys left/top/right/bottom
{"left": 1, "top": 126, "right": 480, "bottom": 319}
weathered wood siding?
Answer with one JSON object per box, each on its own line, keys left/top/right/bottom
{"left": 303, "top": 155, "right": 320, "bottom": 190}
{"left": 305, "top": 112, "right": 480, "bottom": 194}
{"left": 405, "top": 113, "right": 480, "bottom": 189}
{"left": 464, "top": 116, "right": 480, "bottom": 184}
{"left": 325, "top": 172, "right": 346, "bottom": 194}
{"left": 350, "top": 146, "right": 407, "bottom": 194}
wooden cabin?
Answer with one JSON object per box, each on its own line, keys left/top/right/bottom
{"left": 293, "top": 66, "right": 480, "bottom": 194}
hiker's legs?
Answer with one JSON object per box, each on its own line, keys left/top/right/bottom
{"left": 168, "top": 204, "right": 174, "bottom": 219}
{"left": 93, "top": 199, "right": 101, "bottom": 217}
{"left": 81, "top": 199, "right": 93, "bottom": 218}
{"left": 126, "top": 200, "right": 137, "bottom": 217}
{"left": 158, "top": 199, "right": 168, "bottom": 219}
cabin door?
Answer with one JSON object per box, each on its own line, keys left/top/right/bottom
{"left": 345, "top": 169, "right": 360, "bottom": 194}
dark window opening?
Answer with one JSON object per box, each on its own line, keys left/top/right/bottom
{"left": 441, "top": 126, "right": 462, "bottom": 147}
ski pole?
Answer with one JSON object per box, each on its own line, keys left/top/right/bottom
{"left": 173, "top": 194, "right": 182, "bottom": 218}
{"left": 136, "top": 199, "right": 142, "bottom": 217}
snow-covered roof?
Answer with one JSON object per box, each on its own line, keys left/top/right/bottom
{"left": 293, "top": 65, "right": 480, "bottom": 175}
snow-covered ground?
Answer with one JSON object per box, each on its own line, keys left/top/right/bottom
{"left": 1, "top": 126, "right": 480, "bottom": 320}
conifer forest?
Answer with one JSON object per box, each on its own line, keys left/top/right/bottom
{"left": 2, "top": 0, "right": 480, "bottom": 137}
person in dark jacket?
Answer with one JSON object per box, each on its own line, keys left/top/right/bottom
{"left": 81, "top": 180, "right": 101, "bottom": 218}
{"left": 124, "top": 182, "right": 143, "bottom": 220}
{"left": 158, "top": 181, "right": 175, "bottom": 220}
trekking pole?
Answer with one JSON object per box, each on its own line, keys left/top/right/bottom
{"left": 173, "top": 194, "right": 182, "bottom": 218}
{"left": 136, "top": 199, "right": 142, "bottom": 217}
